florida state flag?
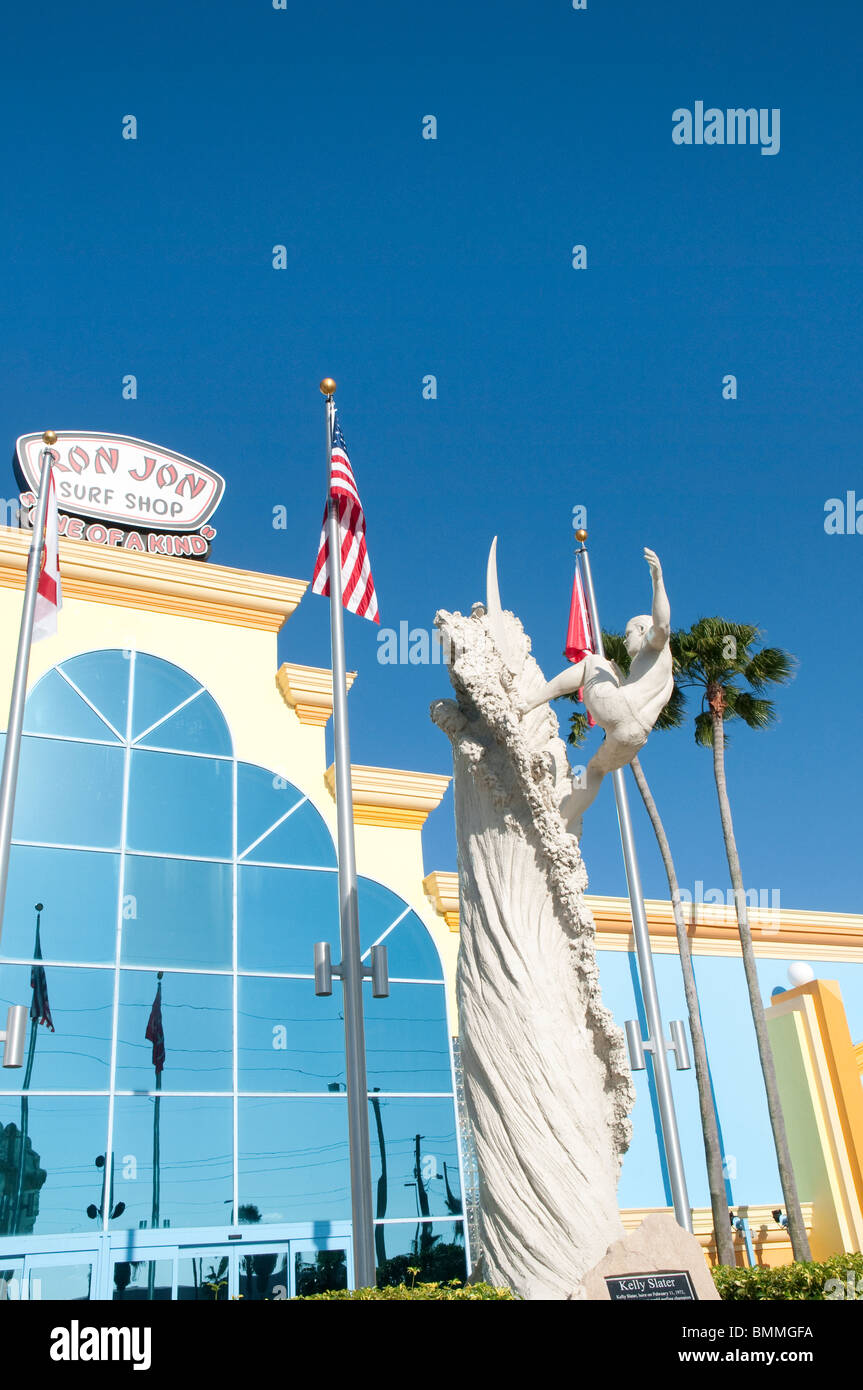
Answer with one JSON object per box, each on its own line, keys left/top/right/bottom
{"left": 33, "top": 465, "right": 62, "bottom": 642}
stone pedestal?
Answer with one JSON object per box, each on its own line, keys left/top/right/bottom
{"left": 575, "top": 1214, "right": 720, "bottom": 1301}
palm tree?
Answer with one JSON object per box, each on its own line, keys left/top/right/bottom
{"left": 672, "top": 617, "right": 810, "bottom": 1262}
{"left": 565, "top": 633, "right": 735, "bottom": 1267}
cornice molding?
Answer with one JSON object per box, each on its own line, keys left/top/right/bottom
{"left": 621, "top": 1203, "right": 812, "bottom": 1262}
{"left": 422, "top": 878, "right": 863, "bottom": 960}
{"left": 324, "top": 764, "right": 451, "bottom": 830}
{"left": 423, "top": 870, "right": 460, "bottom": 932}
{"left": 276, "top": 662, "right": 356, "bottom": 727}
{"left": 0, "top": 526, "right": 307, "bottom": 632}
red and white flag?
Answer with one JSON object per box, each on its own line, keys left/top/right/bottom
{"left": 312, "top": 413, "right": 379, "bottom": 623}
{"left": 33, "top": 465, "right": 62, "bottom": 643}
{"left": 564, "top": 562, "right": 595, "bottom": 725}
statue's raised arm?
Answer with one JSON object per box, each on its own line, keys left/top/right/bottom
{"left": 644, "top": 547, "right": 670, "bottom": 650}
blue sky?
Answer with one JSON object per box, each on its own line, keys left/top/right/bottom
{"left": 2, "top": 0, "right": 861, "bottom": 912}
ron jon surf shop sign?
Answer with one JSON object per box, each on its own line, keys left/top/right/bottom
{"left": 15, "top": 431, "right": 225, "bottom": 559}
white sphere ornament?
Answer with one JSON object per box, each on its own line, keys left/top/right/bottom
{"left": 788, "top": 961, "right": 815, "bottom": 988}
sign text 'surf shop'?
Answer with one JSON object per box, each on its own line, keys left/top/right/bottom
{"left": 14, "top": 432, "right": 226, "bottom": 559}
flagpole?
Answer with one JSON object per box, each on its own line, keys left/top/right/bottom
{"left": 319, "top": 379, "right": 377, "bottom": 1290}
{"left": 575, "top": 530, "right": 693, "bottom": 1233}
{"left": 0, "top": 433, "right": 57, "bottom": 950}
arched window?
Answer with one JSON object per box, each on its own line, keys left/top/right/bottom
{"left": 0, "top": 651, "right": 464, "bottom": 1273}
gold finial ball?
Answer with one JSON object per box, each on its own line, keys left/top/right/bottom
{"left": 575, "top": 528, "right": 588, "bottom": 542}
{"left": 42, "top": 430, "right": 57, "bottom": 446}
{"left": 319, "top": 378, "right": 337, "bottom": 397}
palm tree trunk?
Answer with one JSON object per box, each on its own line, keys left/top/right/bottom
{"left": 709, "top": 708, "right": 811, "bottom": 1261}
{"left": 629, "top": 756, "right": 736, "bottom": 1268}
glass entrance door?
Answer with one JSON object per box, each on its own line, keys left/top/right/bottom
{"left": 291, "top": 1238, "right": 350, "bottom": 1298}
{"left": 23, "top": 1250, "right": 97, "bottom": 1301}
{"left": 108, "top": 1228, "right": 352, "bottom": 1300}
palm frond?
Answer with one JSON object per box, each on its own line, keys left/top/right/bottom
{"left": 694, "top": 710, "right": 715, "bottom": 747}
{"left": 744, "top": 646, "right": 795, "bottom": 691}
{"left": 731, "top": 691, "right": 777, "bottom": 730}
{"left": 567, "top": 709, "right": 592, "bottom": 750}
{"left": 672, "top": 617, "right": 763, "bottom": 686}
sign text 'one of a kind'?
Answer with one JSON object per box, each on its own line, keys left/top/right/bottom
{"left": 14, "top": 431, "right": 226, "bottom": 560}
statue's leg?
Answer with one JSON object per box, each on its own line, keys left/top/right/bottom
{"left": 518, "top": 661, "right": 586, "bottom": 716}
{"left": 559, "top": 758, "right": 606, "bottom": 833}
{"left": 560, "top": 728, "right": 644, "bottom": 835}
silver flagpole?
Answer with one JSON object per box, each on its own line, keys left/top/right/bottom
{"left": 319, "top": 380, "right": 377, "bottom": 1289}
{"left": 0, "top": 434, "right": 57, "bottom": 949}
{"left": 575, "top": 530, "right": 693, "bottom": 1233}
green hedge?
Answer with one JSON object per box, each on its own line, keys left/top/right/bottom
{"left": 299, "top": 1255, "right": 863, "bottom": 1300}
{"left": 297, "top": 1279, "right": 515, "bottom": 1301}
{"left": 713, "top": 1252, "right": 863, "bottom": 1300}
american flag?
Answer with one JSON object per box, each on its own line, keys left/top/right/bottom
{"left": 31, "top": 918, "right": 54, "bottom": 1033}
{"left": 311, "top": 414, "right": 379, "bottom": 623}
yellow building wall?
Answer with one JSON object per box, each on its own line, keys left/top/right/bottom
{"left": 768, "top": 984, "right": 863, "bottom": 1259}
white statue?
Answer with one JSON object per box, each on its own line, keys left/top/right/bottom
{"left": 431, "top": 545, "right": 635, "bottom": 1299}
{"left": 518, "top": 548, "right": 673, "bottom": 834}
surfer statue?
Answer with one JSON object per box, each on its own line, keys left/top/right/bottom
{"left": 516, "top": 548, "right": 673, "bottom": 834}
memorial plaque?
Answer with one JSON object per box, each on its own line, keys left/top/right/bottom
{"left": 605, "top": 1270, "right": 696, "bottom": 1301}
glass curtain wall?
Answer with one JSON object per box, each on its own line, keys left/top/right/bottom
{"left": 0, "top": 651, "right": 466, "bottom": 1287}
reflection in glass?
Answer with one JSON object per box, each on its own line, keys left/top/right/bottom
{"left": 0, "top": 1098, "right": 107, "bottom": 1236}
{"left": 3, "top": 652, "right": 465, "bottom": 1256}
{"left": 113, "top": 1259, "right": 172, "bottom": 1301}
{"left": 363, "top": 983, "right": 452, "bottom": 1093}
{"left": 0, "top": 1261, "right": 23, "bottom": 1299}
{"left": 238, "top": 1247, "right": 289, "bottom": 1301}
{"left": 375, "top": 1221, "right": 467, "bottom": 1288}
{"left": 238, "top": 1098, "right": 350, "bottom": 1223}
{"left": 177, "top": 1253, "right": 229, "bottom": 1301}
{"left": 2, "top": 846, "right": 120, "bottom": 964}
{"left": 368, "top": 1097, "right": 461, "bottom": 1220}
{"left": 238, "top": 866, "right": 338, "bottom": 973}
{"left": 294, "top": 1248, "right": 348, "bottom": 1297}
{"left": 116, "top": 971, "right": 232, "bottom": 1092}
{"left": 111, "top": 1098, "right": 232, "bottom": 1230}
{"left": 14, "top": 738, "right": 124, "bottom": 849}
{"left": 127, "top": 751, "right": 232, "bottom": 858}
{"left": 122, "top": 856, "right": 232, "bottom": 970}
{"left": 238, "top": 976, "right": 344, "bottom": 1092}
{"left": 0, "top": 962, "right": 113, "bottom": 1092}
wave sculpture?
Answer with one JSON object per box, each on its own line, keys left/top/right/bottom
{"left": 430, "top": 542, "right": 635, "bottom": 1299}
